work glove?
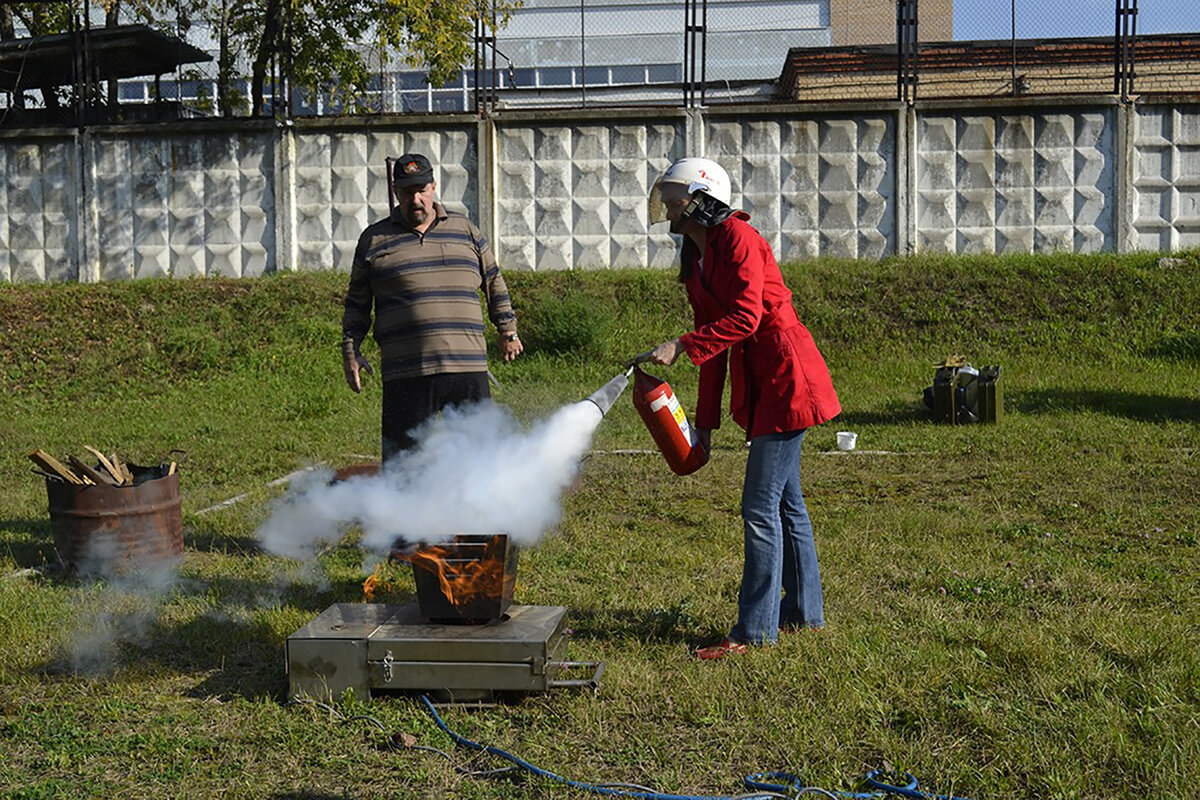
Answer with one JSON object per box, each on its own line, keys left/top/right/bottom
{"left": 342, "top": 340, "right": 374, "bottom": 393}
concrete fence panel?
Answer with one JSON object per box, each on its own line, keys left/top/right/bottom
{"left": 88, "top": 130, "right": 277, "bottom": 281}
{"left": 2, "top": 136, "right": 78, "bottom": 282}
{"left": 1131, "top": 103, "right": 1200, "bottom": 252}
{"left": 0, "top": 99, "right": 1194, "bottom": 284}
{"left": 288, "top": 124, "right": 479, "bottom": 273}
{"left": 707, "top": 108, "right": 898, "bottom": 262}
{"left": 493, "top": 114, "right": 686, "bottom": 270}
{"left": 915, "top": 105, "right": 1116, "bottom": 255}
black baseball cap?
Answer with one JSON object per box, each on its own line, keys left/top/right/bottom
{"left": 393, "top": 153, "right": 434, "bottom": 188}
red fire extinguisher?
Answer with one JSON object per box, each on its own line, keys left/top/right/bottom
{"left": 632, "top": 367, "right": 710, "bottom": 476}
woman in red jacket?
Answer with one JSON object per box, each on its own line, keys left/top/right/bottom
{"left": 641, "top": 157, "right": 842, "bottom": 659}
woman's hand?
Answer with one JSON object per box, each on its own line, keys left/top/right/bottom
{"left": 647, "top": 338, "right": 685, "bottom": 366}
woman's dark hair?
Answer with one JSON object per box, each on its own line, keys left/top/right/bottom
{"left": 678, "top": 239, "right": 698, "bottom": 283}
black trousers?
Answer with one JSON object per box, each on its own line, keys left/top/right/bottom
{"left": 381, "top": 372, "right": 490, "bottom": 461}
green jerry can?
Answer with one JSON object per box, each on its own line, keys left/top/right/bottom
{"left": 929, "top": 364, "right": 1002, "bottom": 424}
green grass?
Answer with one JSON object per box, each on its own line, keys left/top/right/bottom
{"left": 0, "top": 252, "right": 1197, "bottom": 799}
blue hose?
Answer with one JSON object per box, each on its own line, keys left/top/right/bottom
{"left": 419, "top": 695, "right": 764, "bottom": 799}
{"left": 745, "top": 770, "right": 971, "bottom": 799}
{"left": 417, "top": 695, "right": 972, "bottom": 800}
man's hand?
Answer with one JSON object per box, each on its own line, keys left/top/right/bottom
{"left": 694, "top": 427, "right": 712, "bottom": 454}
{"left": 647, "top": 338, "right": 685, "bottom": 366}
{"left": 343, "top": 348, "right": 374, "bottom": 393}
{"left": 499, "top": 333, "right": 524, "bottom": 362}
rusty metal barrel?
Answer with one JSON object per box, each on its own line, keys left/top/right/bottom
{"left": 46, "top": 468, "right": 183, "bottom": 572}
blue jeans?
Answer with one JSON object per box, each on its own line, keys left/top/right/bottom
{"left": 729, "top": 429, "right": 825, "bottom": 645}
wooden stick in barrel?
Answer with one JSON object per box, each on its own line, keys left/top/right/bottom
{"left": 28, "top": 450, "right": 86, "bottom": 485}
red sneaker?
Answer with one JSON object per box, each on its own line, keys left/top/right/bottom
{"left": 696, "top": 639, "right": 748, "bottom": 660}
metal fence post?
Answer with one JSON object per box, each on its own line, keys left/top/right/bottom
{"left": 1114, "top": 0, "right": 1139, "bottom": 100}
{"left": 896, "top": 0, "right": 918, "bottom": 103}
{"left": 683, "top": 0, "right": 707, "bottom": 107}
{"left": 474, "top": 14, "right": 482, "bottom": 116}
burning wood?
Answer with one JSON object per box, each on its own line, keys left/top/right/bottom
{"left": 28, "top": 447, "right": 176, "bottom": 487}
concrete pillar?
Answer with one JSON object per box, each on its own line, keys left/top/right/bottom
{"left": 1114, "top": 100, "right": 1134, "bottom": 254}
{"left": 898, "top": 103, "right": 917, "bottom": 255}
{"left": 275, "top": 123, "right": 297, "bottom": 272}
{"left": 77, "top": 130, "right": 99, "bottom": 282}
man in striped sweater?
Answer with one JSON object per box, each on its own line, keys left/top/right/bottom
{"left": 342, "top": 153, "right": 523, "bottom": 460}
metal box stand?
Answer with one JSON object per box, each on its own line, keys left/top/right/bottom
{"left": 287, "top": 603, "right": 600, "bottom": 701}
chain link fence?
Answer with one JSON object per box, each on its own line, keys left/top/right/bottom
{"left": 929, "top": 0, "right": 1154, "bottom": 99}
{"left": 783, "top": 0, "right": 1200, "bottom": 103}
{"left": 3, "top": 1, "right": 1200, "bottom": 124}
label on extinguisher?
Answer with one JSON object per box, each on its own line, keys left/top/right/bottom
{"left": 653, "top": 389, "right": 693, "bottom": 443}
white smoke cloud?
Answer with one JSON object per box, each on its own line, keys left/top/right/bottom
{"left": 256, "top": 398, "right": 605, "bottom": 558}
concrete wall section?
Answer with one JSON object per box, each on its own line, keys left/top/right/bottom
{"left": 707, "top": 110, "right": 896, "bottom": 261}
{"left": 915, "top": 108, "right": 1114, "bottom": 254}
{"left": 494, "top": 118, "right": 686, "bottom": 270}
{"left": 1131, "top": 104, "right": 1200, "bottom": 252}
{"left": 1, "top": 136, "right": 78, "bottom": 282}
{"left": 89, "top": 131, "right": 277, "bottom": 280}
{"left": 289, "top": 125, "right": 479, "bottom": 272}
{"left": 2, "top": 99, "right": 1198, "bottom": 284}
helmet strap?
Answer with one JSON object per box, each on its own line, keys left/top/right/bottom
{"left": 682, "top": 193, "right": 734, "bottom": 228}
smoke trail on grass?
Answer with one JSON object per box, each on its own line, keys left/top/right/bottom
{"left": 60, "top": 557, "right": 332, "bottom": 677}
{"left": 256, "top": 398, "right": 607, "bottom": 559}
{"left": 64, "top": 556, "right": 178, "bottom": 676}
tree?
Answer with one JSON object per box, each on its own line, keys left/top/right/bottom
{"left": 232, "top": 0, "right": 521, "bottom": 116}
{"left": 6, "top": 1, "right": 74, "bottom": 110}
{"left": 4, "top": 0, "right": 518, "bottom": 118}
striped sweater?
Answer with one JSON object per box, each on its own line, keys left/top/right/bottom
{"left": 341, "top": 204, "right": 517, "bottom": 381}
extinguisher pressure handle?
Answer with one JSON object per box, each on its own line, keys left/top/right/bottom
{"left": 623, "top": 352, "right": 652, "bottom": 368}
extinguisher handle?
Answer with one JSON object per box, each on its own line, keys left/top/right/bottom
{"left": 623, "top": 351, "right": 653, "bottom": 368}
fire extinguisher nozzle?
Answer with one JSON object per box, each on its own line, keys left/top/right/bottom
{"left": 584, "top": 371, "right": 631, "bottom": 416}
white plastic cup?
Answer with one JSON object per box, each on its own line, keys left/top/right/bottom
{"left": 836, "top": 431, "right": 858, "bottom": 451}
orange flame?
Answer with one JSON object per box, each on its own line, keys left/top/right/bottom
{"left": 402, "top": 537, "right": 506, "bottom": 611}
{"left": 362, "top": 563, "right": 384, "bottom": 600}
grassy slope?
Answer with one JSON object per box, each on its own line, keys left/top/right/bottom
{"left": 0, "top": 252, "right": 1196, "bottom": 799}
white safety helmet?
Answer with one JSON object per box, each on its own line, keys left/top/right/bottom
{"left": 648, "top": 157, "right": 732, "bottom": 224}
